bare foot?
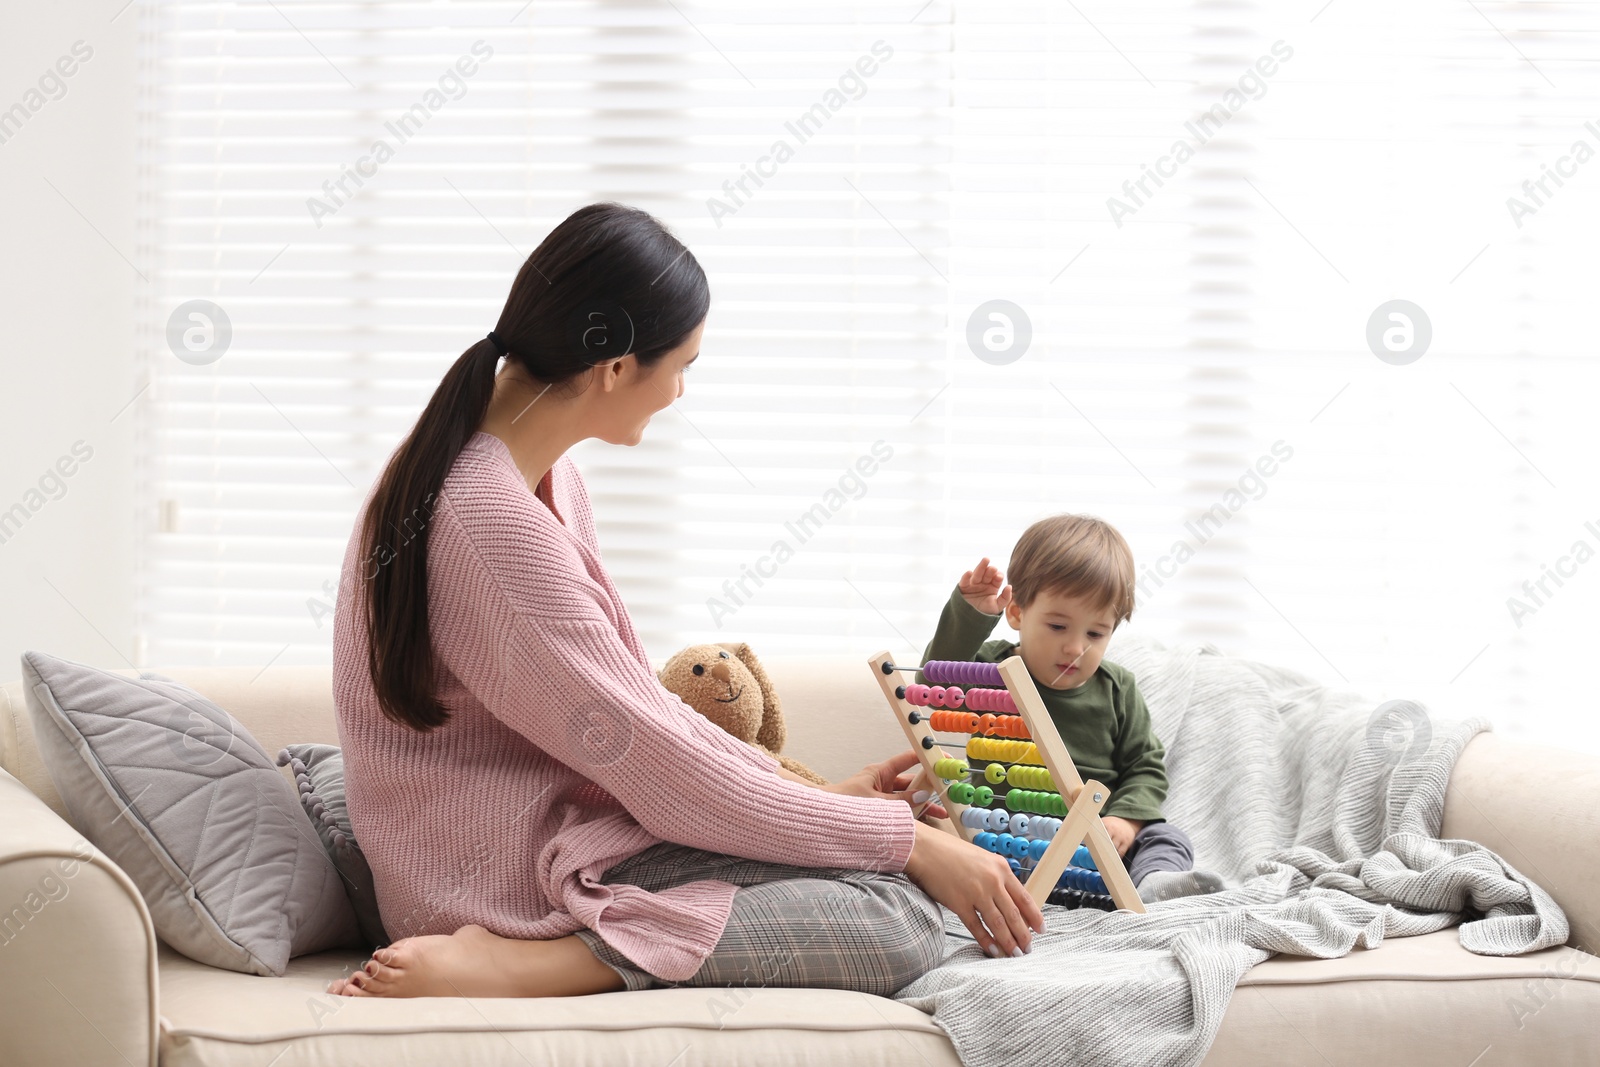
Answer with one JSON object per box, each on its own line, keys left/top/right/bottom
{"left": 328, "top": 925, "right": 625, "bottom": 998}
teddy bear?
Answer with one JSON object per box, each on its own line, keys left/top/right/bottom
{"left": 657, "top": 641, "right": 829, "bottom": 786}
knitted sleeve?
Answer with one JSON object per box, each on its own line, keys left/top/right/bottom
{"left": 430, "top": 495, "right": 917, "bottom": 874}
{"left": 1102, "top": 675, "right": 1169, "bottom": 823}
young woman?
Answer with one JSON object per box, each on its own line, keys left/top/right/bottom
{"left": 327, "top": 203, "right": 1043, "bottom": 998}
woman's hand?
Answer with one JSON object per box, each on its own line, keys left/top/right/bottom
{"left": 959, "top": 557, "right": 1013, "bottom": 617}
{"left": 823, "top": 749, "right": 948, "bottom": 820}
{"left": 903, "top": 821, "right": 1044, "bottom": 958}
{"left": 824, "top": 752, "right": 1044, "bottom": 955}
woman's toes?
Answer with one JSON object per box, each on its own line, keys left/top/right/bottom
{"left": 382, "top": 938, "right": 420, "bottom": 969}
{"left": 334, "top": 975, "right": 366, "bottom": 997}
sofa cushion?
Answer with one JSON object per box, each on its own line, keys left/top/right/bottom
{"left": 150, "top": 932, "right": 1600, "bottom": 1067}
{"left": 154, "top": 942, "right": 963, "bottom": 1067}
{"left": 21, "top": 651, "right": 360, "bottom": 976}
{"left": 1210, "top": 930, "right": 1600, "bottom": 1064}
{"left": 276, "top": 743, "right": 388, "bottom": 950}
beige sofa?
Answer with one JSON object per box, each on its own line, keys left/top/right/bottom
{"left": 2, "top": 658, "right": 1598, "bottom": 1067}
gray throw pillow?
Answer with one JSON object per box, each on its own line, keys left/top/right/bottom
{"left": 276, "top": 743, "right": 389, "bottom": 950}
{"left": 22, "top": 651, "right": 360, "bottom": 975}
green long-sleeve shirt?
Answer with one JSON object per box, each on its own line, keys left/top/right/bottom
{"left": 914, "top": 585, "right": 1169, "bottom": 823}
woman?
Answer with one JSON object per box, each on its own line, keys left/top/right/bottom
{"left": 327, "top": 203, "right": 1042, "bottom": 998}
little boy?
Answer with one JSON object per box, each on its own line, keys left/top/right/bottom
{"left": 916, "top": 514, "right": 1224, "bottom": 903}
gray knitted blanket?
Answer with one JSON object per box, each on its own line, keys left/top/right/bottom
{"left": 892, "top": 635, "right": 1570, "bottom": 1067}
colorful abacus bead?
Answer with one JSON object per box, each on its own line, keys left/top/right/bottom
{"left": 1056, "top": 867, "right": 1108, "bottom": 895}
{"left": 1072, "top": 844, "right": 1097, "bottom": 871}
{"left": 931, "top": 710, "right": 980, "bottom": 733}
{"left": 974, "top": 832, "right": 997, "bottom": 851}
{"left": 1046, "top": 887, "right": 1117, "bottom": 912}
{"left": 973, "top": 786, "right": 994, "bottom": 805}
{"left": 921, "top": 661, "right": 1005, "bottom": 687}
{"left": 1029, "top": 838, "right": 1050, "bottom": 861}
{"left": 948, "top": 782, "right": 976, "bottom": 804}
{"left": 934, "top": 757, "right": 969, "bottom": 780}
{"left": 984, "top": 762, "right": 1007, "bottom": 785}
{"left": 961, "top": 808, "right": 986, "bottom": 829}
{"left": 1017, "top": 790, "right": 1035, "bottom": 813}
{"left": 1006, "top": 764, "right": 1049, "bottom": 789}
{"left": 963, "top": 687, "right": 1018, "bottom": 715}
{"left": 1007, "top": 813, "right": 1030, "bottom": 836}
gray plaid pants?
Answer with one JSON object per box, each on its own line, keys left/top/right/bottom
{"left": 572, "top": 841, "right": 947, "bottom": 994}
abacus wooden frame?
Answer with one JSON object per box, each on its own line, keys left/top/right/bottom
{"left": 868, "top": 650, "right": 1146, "bottom": 913}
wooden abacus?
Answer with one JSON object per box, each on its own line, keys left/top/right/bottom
{"left": 870, "top": 651, "right": 1145, "bottom": 914}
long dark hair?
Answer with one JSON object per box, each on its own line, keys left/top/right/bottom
{"left": 360, "top": 202, "right": 710, "bottom": 730}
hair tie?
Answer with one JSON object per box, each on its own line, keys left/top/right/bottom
{"left": 485, "top": 331, "right": 508, "bottom": 357}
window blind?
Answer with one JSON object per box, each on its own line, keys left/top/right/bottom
{"left": 135, "top": 0, "right": 1600, "bottom": 754}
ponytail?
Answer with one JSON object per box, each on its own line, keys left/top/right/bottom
{"left": 361, "top": 339, "right": 501, "bottom": 729}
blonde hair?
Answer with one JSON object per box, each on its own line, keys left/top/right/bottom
{"left": 1008, "top": 514, "right": 1135, "bottom": 626}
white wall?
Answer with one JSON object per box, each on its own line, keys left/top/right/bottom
{"left": 0, "top": 8, "right": 139, "bottom": 680}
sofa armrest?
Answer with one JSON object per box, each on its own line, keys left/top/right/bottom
{"left": 1442, "top": 731, "right": 1600, "bottom": 954}
{"left": 0, "top": 769, "right": 158, "bottom": 1067}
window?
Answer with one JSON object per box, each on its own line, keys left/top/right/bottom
{"left": 136, "top": 1, "right": 1600, "bottom": 753}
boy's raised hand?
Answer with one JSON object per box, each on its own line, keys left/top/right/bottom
{"left": 959, "top": 557, "right": 1013, "bottom": 616}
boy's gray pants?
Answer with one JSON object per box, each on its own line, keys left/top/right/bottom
{"left": 1123, "top": 820, "right": 1196, "bottom": 885}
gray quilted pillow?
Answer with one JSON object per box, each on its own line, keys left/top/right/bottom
{"left": 22, "top": 651, "right": 360, "bottom": 975}
{"left": 276, "top": 743, "right": 389, "bottom": 950}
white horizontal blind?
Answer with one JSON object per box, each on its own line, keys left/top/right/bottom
{"left": 134, "top": 0, "right": 953, "bottom": 663}
{"left": 137, "top": 1, "right": 1600, "bottom": 754}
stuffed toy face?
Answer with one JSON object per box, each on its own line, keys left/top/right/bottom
{"left": 658, "top": 642, "right": 785, "bottom": 755}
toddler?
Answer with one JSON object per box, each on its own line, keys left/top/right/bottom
{"left": 916, "top": 514, "right": 1225, "bottom": 903}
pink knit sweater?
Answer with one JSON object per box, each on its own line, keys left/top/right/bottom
{"left": 332, "top": 431, "right": 917, "bottom": 981}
